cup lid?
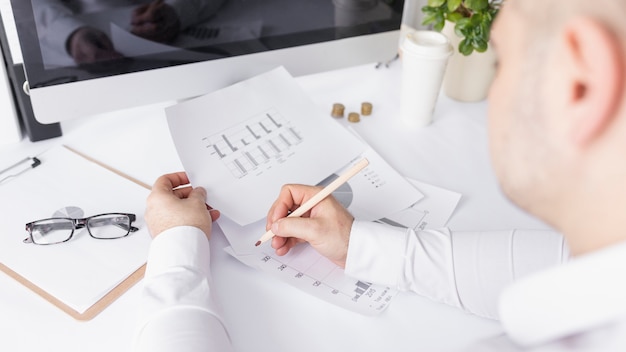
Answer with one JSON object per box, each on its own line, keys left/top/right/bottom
{"left": 401, "top": 30, "right": 452, "bottom": 58}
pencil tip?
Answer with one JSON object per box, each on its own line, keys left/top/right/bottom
{"left": 255, "top": 241, "right": 261, "bottom": 247}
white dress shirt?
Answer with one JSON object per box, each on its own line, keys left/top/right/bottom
{"left": 345, "top": 221, "right": 569, "bottom": 319}
{"left": 132, "top": 226, "right": 233, "bottom": 352}
{"left": 469, "top": 240, "right": 626, "bottom": 351}
{"left": 134, "top": 221, "right": 626, "bottom": 351}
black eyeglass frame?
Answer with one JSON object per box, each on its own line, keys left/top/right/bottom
{"left": 23, "top": 213, "right": 139, "bottom": 245}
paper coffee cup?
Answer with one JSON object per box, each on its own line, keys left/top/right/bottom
{"left": 399, "top": 30, "right": 452, "bottom": 127}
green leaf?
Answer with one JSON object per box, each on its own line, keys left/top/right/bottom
{"left": 459, "top": 38, "right": 474, "bottom": 56}
{"left": 479, "top": 22, "right": 490, "bottom": 39}
{"left": 472, "top": 38, "right": 488, "bottom": 52}
{"left": 446, "top": 12, "right": 464, "bottom": 23}
{"left": 421, "top": 5, "right": 436, "bottom": 13}
{"left": 447, "top": 0, "right": 462, "bottom": 12}
{"left": 470, "top": 13, "right": 483, "bottom": 27}
{"left": 465, "top": 0, "right": 488, "bottom": 11}
{"left": 433, "top": 20, "right": 445, "bottom": 32}
{"left": 422, "top": 11, "right": 438, "bottom": 25}
{"left": 455, "top": 17, "right": 471, "bottom": 28}
{"left": 454, "top": 17, "right": 471, "bottom": 36}
{"left": 427, "top": 0, "right": 446, "bottom": 7}
{"left": 454, "top": 23, "right": 465, "bottom": 37}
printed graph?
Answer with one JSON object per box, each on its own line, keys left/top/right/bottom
{"left": 202, "top": 108, "right": 303, "bottom": 178}
{"left": 229, "top": 244, "right": 397, "bottom": 315}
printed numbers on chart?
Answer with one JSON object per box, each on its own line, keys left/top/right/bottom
{"left": 278, "top": 264, "right": 287, "bottom": 271}
{"left": 312, "top": 280, "right": 321, "bottom": 287}
{"left": 261, "top": 256, "right": 271, "bottom": 263}
{"left": 295, "top": 272, "right": 304, "bottom": 279}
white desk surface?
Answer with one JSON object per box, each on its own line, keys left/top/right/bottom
{"left": 0, "top": 62, "right": 550, "bottom": 351}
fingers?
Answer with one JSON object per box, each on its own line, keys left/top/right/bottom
{"left": 69, "top": 27, "right": 123, "bottom": 64}
{"left": 265, "top": 191, "right": 353, "bottom": 267}
{"left": 146, "top": 172, "right": 217, "bottom": 239}
{"left": 150, "top": 172, "right": 217, "bottom": 211}
{"left": 208, "top": 209, "right": 221, "bottom": 222}
{"left": 271, "top": 216, "right": 317, "bottom": 243}
{"left": 132, "top": 3, "right": 149, "bottom": 16}
{"left": 266, "top": 184, "right": 322, "bottom": 230}
{"left": 153, "top": 172, "right": 190, "bottom": 192}
{"left": 130, "top": 1, "right": 179, "bottom": 43}
{"left": 272, "top": 236, "right": 303, "bottom": 256}
{"left": 132, "top": 0, "right": 164, "bottom": 24}
{"left": 187, "top": 186, "right": 206, "bottom": 202}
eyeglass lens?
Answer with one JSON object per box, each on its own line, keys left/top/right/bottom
{"left": 87, "top": 214, "right": 132, "bottom": 239}
{"left": 29, "top": 218, "right": 75, "bottom": 245}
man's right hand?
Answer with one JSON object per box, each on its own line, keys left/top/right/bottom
{"left": 266, "top": 184, "right": 354, "bottom": 268}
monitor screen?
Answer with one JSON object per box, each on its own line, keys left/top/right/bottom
{"left": 10, "top": 0, "right": 404, "bottom": 123}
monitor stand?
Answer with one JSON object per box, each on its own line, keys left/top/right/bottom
{"left": 0, "top": 13, "right": 61, "bottom": 142}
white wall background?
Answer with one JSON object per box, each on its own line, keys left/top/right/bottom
{"left": 403, "top": 0, "right": 429, "bottom": 30}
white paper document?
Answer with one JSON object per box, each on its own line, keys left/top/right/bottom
{"left": 0, "top": 146, "right": 151, "bottom": 314}
{"left": 218, "top": 174, "right": 461, "bottom": 315}
{"left": 218, "top": 145, "right": 424, "bottom": 255}
{"left": 111, "top": 20, "right": 264, "bottom": 57}
{"left": 225, "top": 245, "right": 397, "bottom": 315}
{"left": 166, "top": 66, "right": 462, "bottom": 315}
{"left": 216, "top": 146, "right": 463, "bottom": 315}
{"left": 376, "top": 178, "right": 462, "bottom": 230}
{"left": 166, "top": 67, "right": 366, "bottom": 225}
{"left": 111, "top": 22, "right": 179, "bottom": 56}
{"left": 110, "top": 23, "right": 224, "bottom": 62}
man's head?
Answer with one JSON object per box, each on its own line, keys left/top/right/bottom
{"left": 488, "top": 0, "right": 626, "bottom": 255}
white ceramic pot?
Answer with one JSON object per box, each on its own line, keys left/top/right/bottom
{"left": 441, "top": 21, "right": 496, "bottom": 102}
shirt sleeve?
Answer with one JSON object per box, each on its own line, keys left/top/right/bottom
{"left": 132, "top": 226, "right": 233, "bottom": 352}
{"left": 344, "top": 221, "right": 569, "bottom": 320}
{"left": 32, "top": 0, "right": 87, "bottom": 53}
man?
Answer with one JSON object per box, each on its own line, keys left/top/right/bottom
{"left": 135, "top": 0, "right": 626, "bottom": 350}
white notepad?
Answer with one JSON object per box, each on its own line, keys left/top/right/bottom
{"left": 0, "top": 145, "right": 151, "bottom": 319}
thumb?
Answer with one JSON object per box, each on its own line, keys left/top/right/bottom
{"left": 208, "top": 209, "right": 220, "bottom": 221}
{"left": 188, "top": 187, "right": 207, "bottom": 202}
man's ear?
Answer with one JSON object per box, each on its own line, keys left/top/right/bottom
{"left": 561, "top": 18, "right": 624, "bottom": 146}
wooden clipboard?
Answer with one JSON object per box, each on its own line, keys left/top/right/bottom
{"left": 0, "top": 145, "right": 151, "bottom": 321}
{"left": 0, "top": 262, "right": 146, "bottom": 321}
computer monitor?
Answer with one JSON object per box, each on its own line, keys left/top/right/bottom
{"left": 9, "top": 0, "right": 404, "bottom": 124}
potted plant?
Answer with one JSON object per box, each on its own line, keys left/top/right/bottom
{"left": 421, "top": 0, "right": 502, "bottom": 101}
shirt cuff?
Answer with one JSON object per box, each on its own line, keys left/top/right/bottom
{"left": 345, "top": 220, "right": 409, "bottom": 287}
{"left": 144, "top": 226, "right": 211, "bottom": 280}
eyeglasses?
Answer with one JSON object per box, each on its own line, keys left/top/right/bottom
{"left": 23, "top": 213, "right": 139, "bottom": 245}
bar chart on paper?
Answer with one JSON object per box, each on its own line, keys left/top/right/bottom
{"left": 225, "top": 243, "right": 397, "bottom": 315}
{"left": 202, "top": 108, "right": 303, "bottom": 178}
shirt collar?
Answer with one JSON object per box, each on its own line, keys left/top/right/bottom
{"left": 498, "top": 240, "right": 626, "bottom": 347}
